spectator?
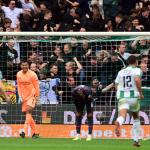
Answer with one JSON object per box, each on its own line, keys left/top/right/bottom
{"left": 104, "top": 19, "right": 115, "bottom": 31}
{"left": 2, "top": 18, "right": 12, "bottom": 31}
{"left": 62, "top": 43, "right": 74, "bottom": 62}
{"left": 91, "top": 0, "right": 104, "bottom": 19}
{"left": 30, "top": 62, "right": 40, "bottom": 79}
{"left": 19, "top": 0, "right": 38, "bottom": 13}
{"left": 114, "top": 14, "right": 124, "bottom": 31}
{"left": 66, "top": 0, "right": 90, "bottom": 15}
{"left": 140, "top": 60, "right": 150, "bottom": 86}
{"left": 141, "top": 55, "right": 149, "bottom": 64}
{"left": 0, "top": 0, "right": 149, "bottom": 32}
{"left": 85, "top": 55, "right": 101, "bottom": 85}
{"left": 117, "top": 43, "right": 131, "bottom": 67}
{"left": 90, "top": 76, "right": 102, "bottom": 105}
{"left": 0, "top": 38, "right": 19, "bottom": 79}
{"left": 131, "top": 17, "right": 144, "bottom": 31}
{"left": 63, "top": 57, "right": 84, "bottom": 84}
{"left": 131, "top": 39, "right": 149, "bottom": 54}
{"left": 80, "top": 40, "right": 92, "bottom": 60}
{"left": 90, "top": 4, "right": 105, "bottom": 31}
{"left": 37, "top": 10, "right": 57, "bottom": 32}
{"left": 1, "top": 0, "right": 28, "bottom": 28}
{"left": 28, "top": 51, "right": 41, "bottom": 64}
{"left": 61, "top": 76, "right": 76, "bottom": 104}
{"left": 49, "top": 45, "right": 64, "bottom": 65}
{"left": 140, "top": 7, "right": 150, "bottom": 31}
{"left": 47, "top": 64, "right": 60, "bottom": 79}
{"left": 96, "top": 50, "right": 110, "bottom": 66}
{"left": 101, "top": 52, "right": 123, "bottom": 86}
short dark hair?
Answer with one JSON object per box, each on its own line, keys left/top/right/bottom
{"left": 3, "top": 18, "right": 12, "bottom": 24}
{"left": 50, "top": 63, "right": 58, "bottom": 69}
{"left": 127, "top": 55, "right": 137, "bottom": 65}
{"left": 20, "top": 60, "right": 29, "bottom": 65}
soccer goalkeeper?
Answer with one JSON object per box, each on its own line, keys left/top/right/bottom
{"left": 72, "top": 85, "right": 93, "bottom": 141}
{"left": 17, "top": 60, "right": 40, "bottom": 138}
{"left": 115, "top": 55, "right": 144, "bottom": 147}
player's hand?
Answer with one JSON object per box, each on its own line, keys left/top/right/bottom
{"left": 139, "top": 94, "right": 144, "bottom": 100}
{"left": 88, "top": 95, "right": 93, "bottom": 101}
{"left": 35, "top": 96, "right": 41, "bottom": 106}
{"left": 19, "top": 97, "right": 23, "bottom": 103}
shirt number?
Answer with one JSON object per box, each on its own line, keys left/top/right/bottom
{"left": 123, "top": 76, "right": 132, "bottom": 88}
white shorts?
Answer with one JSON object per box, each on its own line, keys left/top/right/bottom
{"left": 118, "top": 98, "right": 140, "bottom": 112}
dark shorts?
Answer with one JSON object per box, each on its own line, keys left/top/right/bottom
{"left": 72, "top": 85, "right": 93, "bottom": 114}
{"left": 74, "top": 98, "right": 93, "bottom": 114}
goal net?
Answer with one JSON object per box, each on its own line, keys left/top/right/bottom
{"left": 0, "top": 32, "right": 150, "bottom": 139}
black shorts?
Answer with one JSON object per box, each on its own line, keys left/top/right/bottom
{"left": 74, "top": 98, "right": 93, "bottom": 114}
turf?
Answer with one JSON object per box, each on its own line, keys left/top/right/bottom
{"left": 0, "top": 138, "right": 149, "bottom": 150}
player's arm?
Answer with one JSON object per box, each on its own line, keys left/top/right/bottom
{"left": 88, "top": 88, "right": 93, "bottom": 101}
{"left": 0, "top": 81, "right": 10, "bottom": 103}
{"left": 134, "top": 76, "right": 144, "bottom": 99}
{"left": 73, "top": 57, "right": 83, "bottom": 70}
{"left": 17, "top": 74, "right": 23, "bottom": 102}
{"left": 65, "top": 0, "right": 79, "bottom": 7}
{"left": 29, "top": 0, "right": 39, "bottom": 14}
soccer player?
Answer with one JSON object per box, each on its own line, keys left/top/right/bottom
{"left": 17, "top": 60, "right": 40, "bottom": 138}
{"left": 115, "top": 55, "right": 144, "bottom": 147}
{"left": 72, "top": 85, "right": 93, "bottom": 141}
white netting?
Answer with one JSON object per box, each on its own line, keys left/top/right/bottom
{"left": 0, "top": 32, "right": 150, "bottom": 138}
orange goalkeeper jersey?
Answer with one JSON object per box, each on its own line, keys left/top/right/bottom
{"left": 17, "top": 70, "right": 40, "bottom": 101}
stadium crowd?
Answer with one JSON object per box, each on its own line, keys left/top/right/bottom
{"left": 0, "top": 0, "right": 149, "bottom": 32}
{"left": 0, "top": 36, "right": 150, "bottom": 104}
{"left": 0, "top": 0, "right": 150, "bottom": 104}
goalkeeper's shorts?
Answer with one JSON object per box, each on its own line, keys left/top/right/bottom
{"left": 22, "top": 97, "right": 36, "bottom": 112}
{"left": 118, "top": 98, "right": 140, "bottom": 112}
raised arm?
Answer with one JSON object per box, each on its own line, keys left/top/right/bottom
{"left": 29, "top": 0, "right": 38, "bottom": 14}
{"left": 131, "top": 40, "right": 138, "bottom": 49}
{"left": 73, "top": 57, "right": 83, "bottom": 70}
{"left": 65, "top": 0, "right": 79, "bottom": 7}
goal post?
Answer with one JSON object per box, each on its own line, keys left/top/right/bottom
{"left": 0, "top": 32, "right": 150, "bottom": 138}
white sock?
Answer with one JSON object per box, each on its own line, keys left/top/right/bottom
{"left": 87, "top": 134, "right": 92, "bottom": 138}
{"left": 116, "top": 116, "right": 125, "bottom": 125}
{"left": 132, "top": 119, "right": 141, "bottom": 142}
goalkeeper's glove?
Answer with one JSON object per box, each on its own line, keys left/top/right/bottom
{"left": 35, "top": 96, "right": 41, "bottom": 106}
{"left": 19, "top": 97, "right": 23, "bottom": 104}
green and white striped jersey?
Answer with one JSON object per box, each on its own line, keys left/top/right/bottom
{"left": 115, "top": 66, "right": 142, "bottom": 99}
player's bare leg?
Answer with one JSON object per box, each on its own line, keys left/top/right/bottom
{"left": 86, "top": 112, "right": 93, "bottom": 141}
{"left": 132, "top": 112, "right": 141, "bottom": 147}
{"left": 115, "top": 121, "right": 121, "bottom": 137}
{"left": 73, "top": 112, "right": 82, "bottom": 141}
{"left": 115, "top": 109, "right": 127, "bottom": 137}
{"left": 20, "top": 106, "right": 39, "bottom": 138}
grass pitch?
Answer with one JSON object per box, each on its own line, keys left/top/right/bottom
{"left": 0, "top": 138, "right": 149, "bottom": 150}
